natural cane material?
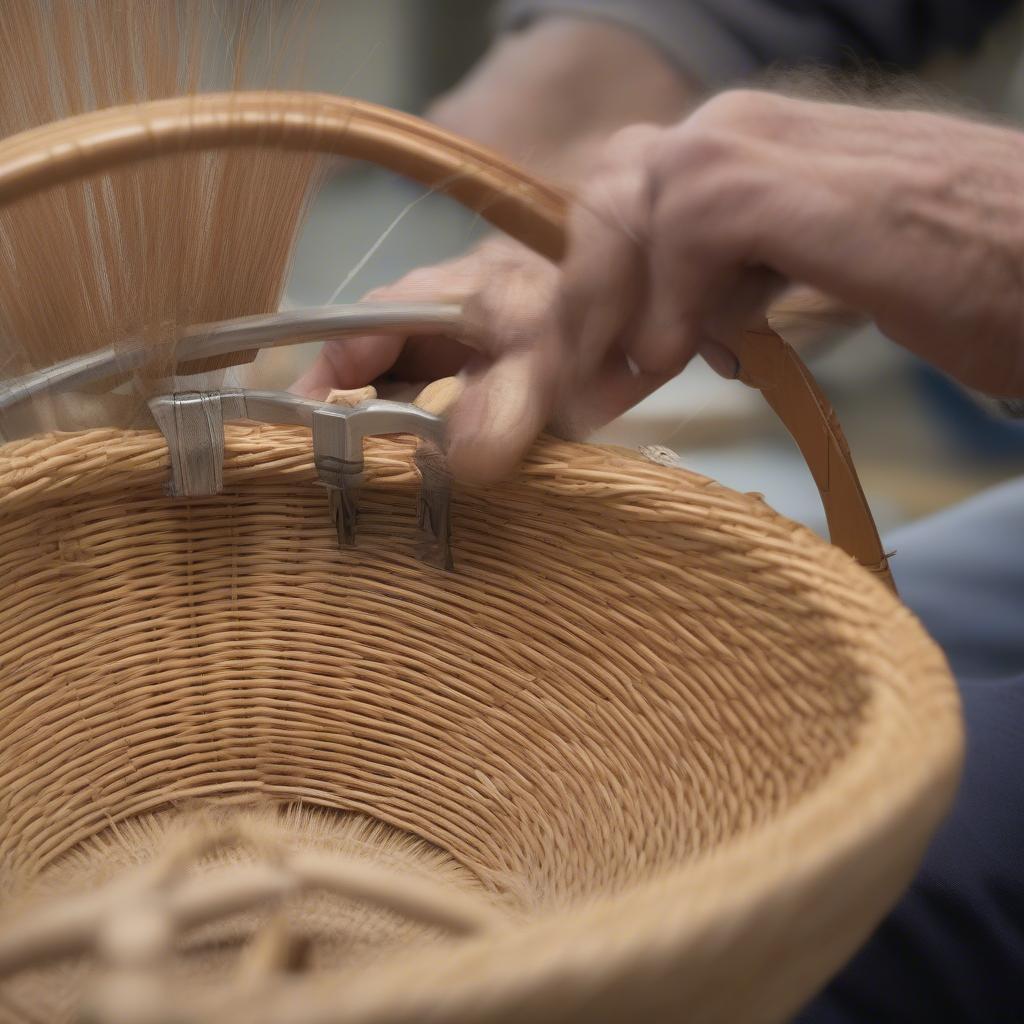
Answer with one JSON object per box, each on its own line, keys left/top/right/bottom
{"left": 0, "top": 1, "right": 323, "bottom": 425}
{"left": 0, "top": 427, "right": 961, "bottom": 1023}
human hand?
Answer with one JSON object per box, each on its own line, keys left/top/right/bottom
{"left": 558, "top": 91, "right": 1024, "bottom": 400}
{"left": 291, "top": 237, "right": 565, "bottom": 466}
{"left": 451, "top": 92, "right": 1024, "bottom": 482}
{"left": 303, "top": 91, "right": 1024, "bottom": 484}
{"left": 294, "top": 15, "right": 697, "bottom": 477}
{"left": 294, "top": 13, "right": 695, "bottom": 400}
{"left": 291, "top": 231, "right": 678, "bottom": 483}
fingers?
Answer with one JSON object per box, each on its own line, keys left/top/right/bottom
{"left": 445, "top": 246, "right": 564, "bottom": 482}
{"left": 442, "top": 87, "right": 1024, "bottom": 480}
{"left": 291, "top": 334, "right": 404, "bottom": 398}
{"left": 293, "top": 229, "right": 567, "bottom": 483}
{"left": 446, "top": 338, "right": 564, "bottom": 484}
{"left": 554, "top": 347, "right": 673, "bottom": 439}
{"left": 557, "top": 118, "right": 781, "bottom": 390}
{"left": 389, "top": 334, "right": 472, "bottom": 382}
{"left": 292, "top": 237, "right": 543, "bottom": 398}
{"left": 442, "top": 113, "right": 787, "bottom": 478}
{"left": 625, "top": 126, "right": 782, "bottom": 375}
{"left": 559, "top": 125, "right": 661, "bottom": 382}
{"left": 290, "top": 331, "right": 473, "bottom": 399}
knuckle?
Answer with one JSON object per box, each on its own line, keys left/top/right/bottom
{"left": 575, "top": 168, "right": 647, "bottom": 230}
{"left": 597, "top": 123, "right": 665, "bottom": 173}
{"left": 485, "top": 242, "right": 535, "bottom": 274}
{"left": 460, "top": 284, "right": 496, "bottom": 324}
{"left": 462, "top": 285, "right": 541, "bottom": 355}
{"left": 630, "top": 336, "right": 693, "bottom": 377}
{"left": 650, "top": 135, "right": 768, "bottom": 232}
{"left": 658, "top": 124, "right": 744, "bottom": 179}
{"left": 696, "top": 88, "right": 787, "bottom": 131}
{"left": 576, "top": 150, "right": 662, "bottom": 239}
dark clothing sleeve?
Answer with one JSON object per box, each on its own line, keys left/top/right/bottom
{"left": 496, "top": 0, "right": 1019, "bottom": 88}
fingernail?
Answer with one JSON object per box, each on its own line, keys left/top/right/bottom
{"left": 698, "top": 340, "right": 740, "bottom": 379}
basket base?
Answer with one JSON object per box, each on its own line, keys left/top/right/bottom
{"left": 0, "top": 800, "right": 503, "bottom": 1024}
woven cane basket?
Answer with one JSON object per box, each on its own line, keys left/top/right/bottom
{"left": 0, "top": 95, "right": 962, "bottom": 1024}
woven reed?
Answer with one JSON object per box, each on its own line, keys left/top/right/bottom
{"left": 0, "top": 426, "right": 961, "bottom": 1023}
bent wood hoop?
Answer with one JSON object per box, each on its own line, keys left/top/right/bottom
{"left": 0, "top": 90, "right": 890, "bottom": 586}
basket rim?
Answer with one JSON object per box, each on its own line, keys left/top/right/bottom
{"left": 225, "top": 632, "right": 960, "bottom": 1024}
{"left": 0, "top": 424, "right": 890, "bottom": 556}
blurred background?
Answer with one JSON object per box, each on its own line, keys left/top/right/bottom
{"left": 269, "top": 1, "right": 1024, "bottom": 539}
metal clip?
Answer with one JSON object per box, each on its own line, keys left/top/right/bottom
{"left": 148, "top": 391, "right": 226, "bottom": 497}
{"left": 0, "top": 302, "right": 466, "bottom": 561}
{"left": 149, "top": 389, "right": 452, "bottom": 566}
{"left": 413, "top": 441, "right": 453, "bottom": 571}
{"left": 0, "top": 302, "right": 463, "bottom": 436}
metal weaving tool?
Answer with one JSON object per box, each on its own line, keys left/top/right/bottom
{"left": 0, "top": 303, "right": 461, "bottom": 418}
{"left": 148, "top": 389, "right": 450, "bottom": 565}
{"left": 0, "top": 302, "right": 463, "bottom": 567}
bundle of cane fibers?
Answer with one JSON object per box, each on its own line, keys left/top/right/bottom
{"left": 0, "top": 4, "right": 961, "bottom": 1024}
{"left": 0, "top": 0, "right": 323, "bottom": 437}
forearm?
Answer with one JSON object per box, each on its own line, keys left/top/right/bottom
{"left": 426, "top": 17, "right": 698, "bottom": 184}
{"left": 498, "top": 1, "right": 1018, "bottom": 85}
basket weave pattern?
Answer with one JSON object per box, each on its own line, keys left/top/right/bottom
{"left": 0, "top": 426, "right": 960, "bottom": 1023}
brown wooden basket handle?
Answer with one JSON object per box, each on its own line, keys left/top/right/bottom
{"left": 0, "top": 91, "right": 891, "bottom": 589}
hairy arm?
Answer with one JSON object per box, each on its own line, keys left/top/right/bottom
{"left": 497, "top": 0, "right": 1018, "bottom": 85}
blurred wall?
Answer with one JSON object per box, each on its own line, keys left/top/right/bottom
{"left": 298, "top": 1, "right": 496, "bottom": 109}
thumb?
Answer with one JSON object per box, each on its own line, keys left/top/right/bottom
{"left": 445, "top": 341, "right": 563, "bottom": 485}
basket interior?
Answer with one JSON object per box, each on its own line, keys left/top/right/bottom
{"left": 0, "top": 431, "right": 877, "bottom": 1012}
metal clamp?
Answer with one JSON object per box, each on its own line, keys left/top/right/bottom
{"left": 0, "top": 302, "right": 464, "bottom": 440}
{"left": 149, "top": 389, "right": 452, "bottom": 567}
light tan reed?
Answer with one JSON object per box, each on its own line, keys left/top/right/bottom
{"left": 0, "top": 427, "right": 962, "bottom": 1024}
{"left": 0, "top": 1, "right": 323, "bottom": 409}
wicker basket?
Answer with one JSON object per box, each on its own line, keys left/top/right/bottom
{"left": 0, "top": 95, "right": 962, "bottom": 1024}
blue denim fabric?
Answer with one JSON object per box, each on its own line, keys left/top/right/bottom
{"left": 797, "top": 477, "right": 1024, "bottom": 1022}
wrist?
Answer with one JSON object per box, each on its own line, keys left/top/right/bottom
{"left": 427, "top": 17, "right": 697, "bottom": 183}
